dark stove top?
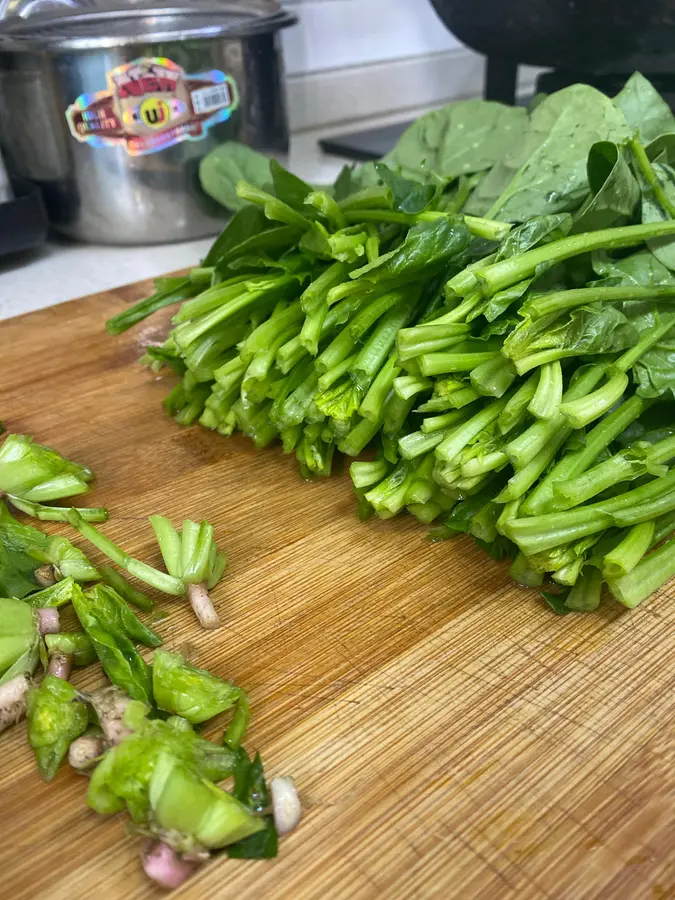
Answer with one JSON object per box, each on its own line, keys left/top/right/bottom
{"left": 319, "top": 120, "right": 414, "bottom": 162}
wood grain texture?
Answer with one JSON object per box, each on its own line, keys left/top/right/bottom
{"left": 1, "top": 283, "right": 674, "bottom": 900}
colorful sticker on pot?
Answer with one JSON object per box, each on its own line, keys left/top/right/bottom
{"left": 65, "top": 57, "right": 239, "bottom": 156}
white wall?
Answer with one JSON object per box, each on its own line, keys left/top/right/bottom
{"left": 280, "top": 0, "right": 540, "bottom": 133}
{"left": 281, "top": 0, "right": 461, "bottom": 76}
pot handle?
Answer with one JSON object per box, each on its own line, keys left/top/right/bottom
{"left": 0, "top": 0, "right": 82, "bottom": 19}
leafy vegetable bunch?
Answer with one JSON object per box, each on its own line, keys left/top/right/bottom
{"left": 110, "top": 72, "right": 675, "bottom": 616}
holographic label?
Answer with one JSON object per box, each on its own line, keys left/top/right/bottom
{"left": 65, "top": 57, "right": 239, "bottom": 156}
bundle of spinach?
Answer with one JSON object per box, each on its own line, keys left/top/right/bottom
{"left": 111, "top": 73, "right": 675, "bottom": 613}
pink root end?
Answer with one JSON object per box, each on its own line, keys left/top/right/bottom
{"left": 35, "top": 565, "right": 57, "bottom": 587}
{"left": 0, "top": 675, "right": 30, "bottom": 734}
{"left": 36, "top": 607, "right": 60, "bottom": 635}
{"left": 142, "top": 841, "right": 198, "bottom": 890}
{"left": 187, "top": 583, "right": 221, "bottom": 630}
{"left": 48, "top": 652, "right": 73, "bottom": 681}
{"left": 68, "top": 734, "right": 105, "bottom": 772}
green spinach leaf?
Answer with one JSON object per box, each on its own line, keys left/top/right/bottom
{"left": 200, "top": 142, "right": 272, "bottom": 212}
{"left": 639, "top": 160, "right": 675, "bottom": 271}
{"left": 497, "top": 213, "right": 573, "bottom": 259}
{"left": 204, "top": 206, "right": 269, "bottom": 266}
{"left": 591, "top": 247, "right": 675, "bottom": 286}
{"left": 572, "top": 141, "right": 640, "bottom": 232}
{"left": 503, "top": 305, "right": 638, "bottom": 362}
{"left": 227, "top": 749, "right": 278, "bottom": 859}
{"left": 270, "top": 159, "right": 314, "bottom": 211}
{"left": 614, "top": 72, "right": 675, "bottom": 143}
{"left": 383, "top": 99, "right": 527, "bottom": 182}
{"left": 350, "top": 217, "right": 470, "bottom": 284}
{"left": 468, "top": 84, "right": 631, "bottom": 221}
{"left": 374, "top": 163, "right": 436, "bottom": 214}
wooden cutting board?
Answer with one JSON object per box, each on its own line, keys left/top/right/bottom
{"left": 1, "top": 281, "right": 674, "bottom": 900}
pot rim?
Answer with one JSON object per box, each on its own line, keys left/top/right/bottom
{"left": 0, "top": 4, "right": 297, "bottom": 50}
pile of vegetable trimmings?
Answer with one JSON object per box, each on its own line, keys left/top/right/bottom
{"left": 0, "top": 432, "right": 300, "bottom": 890}
{"left": 109, "top": 72, "right": 675, "bottom": 616}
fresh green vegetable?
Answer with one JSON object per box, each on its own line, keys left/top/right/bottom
{"left": 71, "top": 585, "right": 158, "bottom": 704}
{"left": 65, "top": 511, "right": 226, "bottom": 629}
{"left": 44, "top": 631, "right": 96, "bottom": 667}
{"left": 227, "top": 749, "right": 278, "bottom": 859}
{"left": 27, "top": 675, "right": 88, "bottom": 780}
{"left": 152, "top": 650, "right": 247, "bottom": 743}
{"left": 110, "top": 74, "right": 675, "bottom": 617}
{"left": 148, "top": 751, "right": 264, "bottom": 852}
{"left": 200, "top": 143, "right": 272, "bottom": 212}
{"left": 0, "top": 433, "right": 106, "bottom": 522}
{"left": 88, "top": 703, "right": 239, "bottom": 822}
{"left": 0, "top": 596, "right": 41, "bottom": 684}
{"left": 0, "top": 502, "right": 98, "bottom": 599}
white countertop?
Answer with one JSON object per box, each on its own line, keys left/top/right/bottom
{"left": 0, "top": 134, "right": 349, "bottom": 321}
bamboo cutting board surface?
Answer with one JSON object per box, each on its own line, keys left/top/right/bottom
{"left": 0, "top": 281, "right": 674, "bottom": 900}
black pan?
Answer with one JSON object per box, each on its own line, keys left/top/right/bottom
{"left": 430, "top": 0, "right": 675, "bottom": 73}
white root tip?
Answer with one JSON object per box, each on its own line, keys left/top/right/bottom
{"left": 36, "top": 607, "right": 60, "bottom": 635}
{"left": 35, "top": 565, "right": 57, "bottom": 587}
{"left": 68, "top": 734, "right": 105, "bottom": 772}
{"left": 187, "top": 583, "right": 221, "bottom": 630}
{"left": 48, "top": 651, "right": 72, "bottom": 681}
{"left": 0, "top": 675, "right": 30, "bottom": 734}
{"left": 142, "top": 841, "right": 198, "bottom": 890}
{"left": 270, "top": 776, "right": 302, "bottom": 836}
{"left": 87, "top": 686, "right": 132, "bottom": 745}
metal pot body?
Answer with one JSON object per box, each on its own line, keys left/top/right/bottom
{"left": 0, "top": 30, "right": 290, "bottom": 243}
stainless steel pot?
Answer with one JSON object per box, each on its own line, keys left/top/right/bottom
{"left": 0, "top": 2, "right": 296, "bottom": 243}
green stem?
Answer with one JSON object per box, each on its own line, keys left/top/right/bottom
{"left": 235, "top": 182, "right": 311, "bottom": 228}
{"left": 399, "top": 424, "right": 460, "bottom": 460}
{"left": 351, "top": 300, "right": 416, "bottom": 391}
{"left": 338, "top": 416, "right": 381, "bottom": 456}
{"left": 397, "top": 323, "right": 470, "bottom": 361}
{"left": 393, "top": 374, "right": 432, "bottom": 401}
{"left": 173, "top": 275, "right": 255, "bottom": 324}
{"left": 472, "top": 220, "right": 675, "bottom": 298}
{"left": 106, "top": 278, "right": 193, "bottom": 335}
{"left": 521, "top": 395, "right": 646, "bottom": 516}
{"left": 421, "top": 409, "right": 472, "bottom": 434}
{"left": 66, "top": 511, "right": 185, "bottom": 596}
{"left": 7, "top": 496, "right": 108, "bottom": 523}
{"left": 350, "top": 459, "right": 391, "bottom": 489}
{"left": 559, "top": 368, "right": 628, "bottom": 429}
{"left": 505, "top": 364, "right": 604, "bottom": 468}
{"left": 615, "top": 314, "right": 675, "bottom": 372}
{"left": 564, "top": 567, "right": 603, "bottom": 611}
{"left": 461, "top": 450, "right": 509, "bottom": 478}
{"left": 342, "top": 209, "right": 510, "bottom": 241}
{"left": 359, "top": 354, "right": 401, "bottom": 423}
{"left": 602, "top": 521, "right": 655, "bottom": 580}
{"left": 469, "top": 355, "right": 517, "bottom": 399}
{"left": 629, "top": 134, "right": 675, "bottom": 219}
{"left": 99, "top": 565, "right": 154, "bottom": 612}
{"left": 435, "top": 398, "right": 509, "bottom": 464}
{"left": 420, "top": 351, "right": 499, "bottom": 376}
{"left": 497, "top": 427, "right": 570, "bottom": 503}
{"left": 607, "top": 536, "right": 675, "bottom": 608}
{"left": 509, "top": 552, "right": 544, "bottom": 587}
{"left": 498, "top": 372, "right": 539, "bottom": 434}
{"left": 528, "top": 360, "right": 562, "bottom": 420}
{"left": 522, "top": 284, "right": 675, "bottom": 320}
{"left": 509, "top": 468, "right": 675, "bottom": 554}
